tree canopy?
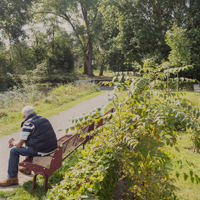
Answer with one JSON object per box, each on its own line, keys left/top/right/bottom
{"left": 0, "top": 0, "right": 200, "bottom": 84}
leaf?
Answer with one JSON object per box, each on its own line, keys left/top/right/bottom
{"left": 190, "top": 170, "right": 193, "bottom": 177}
{"left": 165, "top": 173, "right": 169, "bottom": 180}
{"left": 191, "top": 177, "right": 194, "bottom": 183}
{"left": 76, "top": 123, "right": 81, "bottom": 130}
{"left": 109, "top": 81, "right": 113, "bottom": 87}
{"left": 188, "top": 105, "right": 193, "bottom": 112}
{"left": 193, "top": 108, "right": 198, "bottom": 115}
{"left": 169, "top": 108, "right": 175, "bottom": 115}
{"left": 180, "top": 165, "right": 184, "bottom": 169}
{"left": 184, "top": 173, "right": 188, "bottom": 181}
{"left": 175, "top": 147, "right": 180, "bottom": 152}
{"left": 70, "top": 126, "right": 75, "bottom": 131}
{"left": 182, "top": 102, "right": 188, "bottom": 108}
{"left": 176, "top": 172, "right": 180, "bottom": 178}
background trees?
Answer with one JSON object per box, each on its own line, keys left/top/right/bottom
{"left": 0, "top": 0, "right": 33, "bottom": 41}
{"left": 0, "top": 0, "right": 200, "bottom": 87}
{"left": 38, "top": 0, "right": 103, "bottom": 76}
{"left": 165, "top": 25, "right": 191, "bottom": 92}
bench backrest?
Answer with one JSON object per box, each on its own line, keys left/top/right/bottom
{"left": 57, "top": 107, "right": 115, "bottom": 161}
{"left": 58, "top": 134, "right": 80, "bottom": 160}
{"left": 194, "top": 84, "right": 200, "bottom": 91}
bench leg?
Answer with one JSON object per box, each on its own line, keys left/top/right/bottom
{"left": 32, "top": 172, "right": 48, "bottom": 191}
{"left": 32, "top": 174, "right": 37, "bottom": 190}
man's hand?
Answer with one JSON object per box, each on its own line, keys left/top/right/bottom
{"left": 8, "top": 138, "right": 15, "bottom": 148}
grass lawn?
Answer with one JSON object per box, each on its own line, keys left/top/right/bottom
{"left": 75, "top": 69, "right": 113, "bottom": 80}
{"left": 0, "top": 90, "right": 104, "bottom": 138}
{"left": 169, "top": 132, "right": 200, "bottom": 200}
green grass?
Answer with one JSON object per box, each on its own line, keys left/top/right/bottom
{"left": 0, "top": 90, "right": 104, "bottom": 138}
{"left": 75, "top": 68, "right": 113, "bottom": 80}
{"left": 0, "top": 81, "right": 105, "bottom": 138}
{"left": 168, "top": 132, "right": 200, "bottom": 200}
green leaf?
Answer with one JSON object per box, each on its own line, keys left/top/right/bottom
{"left": 188, "top": 105, "right": 193, "bottom": 111}
{"left": 190, "top": 170, "right": 193, "bottom": 177}
{"left": 180, "top": 165, "right": 184, "bottom": 169}
{"left": 182, "top": 102, "right": 188, "bottom": 108}
{"left": 169, "top": 109, "right": 175, "bottom": 115}
{"left": 176, "top": 172, "right": 180, "bottom": 178}
{"left": 70, "top": 126, "right": 75, "bottom": 131}
{"left": 175, "top": 147, "right": 180, "bottom": 152}
{"left": 191, "top": 177, "right": 194, "bottom": 183}
{"left": 184, "top": 173, "right": 188, "bottom": 181}
{"left": 109, "top": 81, "right": 113, "bottom": 87}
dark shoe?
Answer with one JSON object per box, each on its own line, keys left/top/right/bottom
{"left": 19, "top": 166, "right": 31, "bottom": 175}
{"left": 0, "top": 177, "right": 18, "bottom": 187}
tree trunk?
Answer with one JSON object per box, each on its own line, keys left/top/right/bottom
{"left": 99, "top": 64, "right": 103, "bottom": 76}
{"left": 177, "top": 72, "right": 179, "bottom": 93}
{"left": 83, "top": 62, "right": 87, "bottom": 74}
{"left": 83, "top": 39, "right": 94, "bottom": 76}
{"left": 87, "top": 40, "right": 94, "bottom": 76}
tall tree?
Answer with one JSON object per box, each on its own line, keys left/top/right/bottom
{"left": 184, "top": 0, "right": 200, "bottom": 80}
{"left": 38, "top": 0, "right": 102, "bottom": 76}
{"left": 165, "top": 25, "right": 191, "bottom": 92}
{"left": 0, "top": 0, "right": 33, "bottom": 41}
{"left": 100, "top": 0, "right": 188, "bottom": 71}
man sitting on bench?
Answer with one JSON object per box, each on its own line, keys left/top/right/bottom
{"left": 0, "top": 106, "right": 57, "bottom": 187}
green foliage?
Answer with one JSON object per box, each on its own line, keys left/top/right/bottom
{"left": 0, "top": 0, "right": 33, "bottom": 40}
{"left": 59, "top": 61, "right": 200, "bottom": 199}
{"left": 165, "top": 25, "right": 190, "bottom": 68}
{"left": 47, "top": 138, "right": 121, "bottom": 200}
{"left": 38, "top": 0, "right": 102, "bottom": 76}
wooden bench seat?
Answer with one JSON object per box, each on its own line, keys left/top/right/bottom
{"left": 19, "top": 133, "right": 88, "bottom": 190}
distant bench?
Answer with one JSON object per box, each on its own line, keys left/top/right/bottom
{"left": 194, "top": 84, "right": 200, "bottom": 93}
{"left": 19, "top": 107, "right": 114, "bottom": 190}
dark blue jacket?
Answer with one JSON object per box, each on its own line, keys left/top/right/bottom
{"left": 21, "top": 113, "right": 57, "bottom": 153}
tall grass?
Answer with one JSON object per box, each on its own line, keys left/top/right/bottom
{"left": 0, "top": 81, "right": 101, "bottom": 137}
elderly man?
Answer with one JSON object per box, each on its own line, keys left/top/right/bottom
{"left": 0, "top": 106, "right": 57, "bottom": 187}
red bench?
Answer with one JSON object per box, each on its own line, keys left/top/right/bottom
{"left": 19, "top": 107, "right": 114, "bottom": 190}
{"left": 19, "top": 133, "right": 88, "bottom": 190}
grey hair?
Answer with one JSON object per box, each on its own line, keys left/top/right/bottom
{"left": 22, "top": 106, "right": 34, "bottom": 117}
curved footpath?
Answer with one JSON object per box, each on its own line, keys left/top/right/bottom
{"left": 0, "top": 86, "right": 114, "bottom": 191}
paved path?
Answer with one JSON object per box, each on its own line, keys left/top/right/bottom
{"left": 0, "top": 86, "right": 114, "bottom": 191}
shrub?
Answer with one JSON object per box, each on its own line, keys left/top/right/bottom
{"left": 47, "top": 137, "right": 121, "bottom": 200}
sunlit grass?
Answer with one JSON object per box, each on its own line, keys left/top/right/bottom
{"left": 75, "top": 68, "right": 113, "bottom": 80}
{"left": 167, "top": 132, "right": 200, "bottom": 200}
{"left": 0, "top": 82, "right": 103, "bottom": 138}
